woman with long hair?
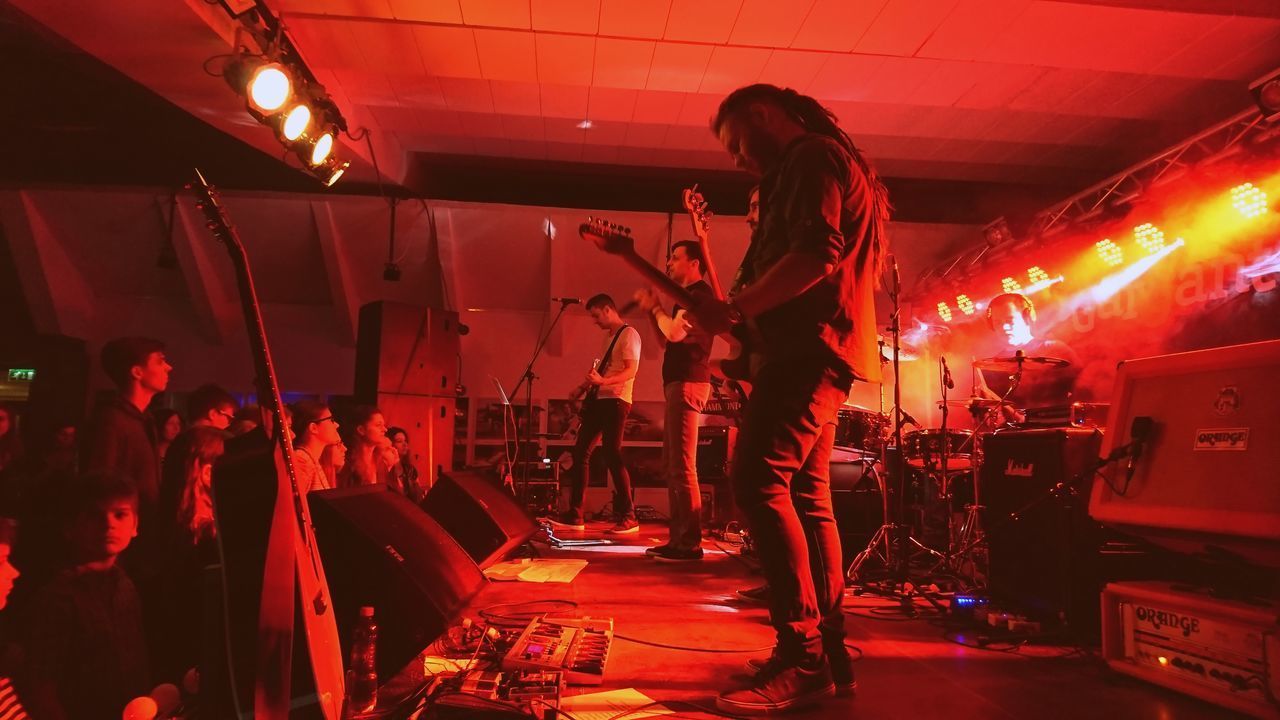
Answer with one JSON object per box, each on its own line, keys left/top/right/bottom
{"left": 291, "top": 400, "right": 341, "bottom": 493}
{"left": 152, "top": 408, "right": 183, "bottom": 464}
{"left": 338, "top": 405, "right": 398, "bottom": 488}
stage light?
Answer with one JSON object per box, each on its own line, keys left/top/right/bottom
{"left": 280, "top": 103, "right": 311, "bottom": 141}
{"left": 936, "top": 302, "right": 953, "bottom": 322}
{"left": 1133, "top": 223, "right": 1166, "bottom": 255}
{"left": 1231, "top": 182, "right": 1268, "bottom": 219}
{"left": 1250, "top": 68, "right": 1280, "bottom": 122}
{"left": 246, "top": 62, "right": 292, "bottom": 113}
{"left": 307, "top": 131, "right": 334, "bottom": 166}
{"left": 1001, "top": 276, "right": 1022, "bottom": 293}
{"left": 1089, "top": 238, "right": 1184, "bottom": 304}
{"left": 315, "top": 157, "right": 349, "bottom": 187}
{"left": 956, "top": 294, "right": 975, "bottom": 315}
{"left": 1027, "top": 266, "right": 1049, "bottom": 284}
{"left": 1096, "top": 239, "right": 1124, "bottom": 267}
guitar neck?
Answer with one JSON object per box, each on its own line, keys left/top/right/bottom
{"left": 616, "top": 252, "right": 697, "bottom": 308}
{"left": 698, "top": 235, "right": 726, "bottom": 301}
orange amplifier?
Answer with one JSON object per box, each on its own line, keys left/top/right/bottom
{"left": 1101, "top": 581, "right": 1280, "bottom": 718}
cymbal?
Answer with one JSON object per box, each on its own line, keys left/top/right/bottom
{"left": 974, "top": 355, "right": 1070, "bottom": 372}
{"left": 878, "top": 339, "right": 920, "bottom": 362}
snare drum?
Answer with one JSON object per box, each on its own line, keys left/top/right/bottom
{"left": 902, "top": 429, "right": 974, "bottom": 470}
{"left": 835, "top": 406, "right": 888, "bottom": 453}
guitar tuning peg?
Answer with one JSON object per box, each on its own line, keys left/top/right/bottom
{"left": 206, "top": 221, "right": 218, "bottom": 230}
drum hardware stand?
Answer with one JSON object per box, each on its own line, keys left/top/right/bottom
{"left": 846, "top": 257, "right": 944, "bottom": 616}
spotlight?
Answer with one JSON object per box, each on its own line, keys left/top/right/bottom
{"left": 1096, "top": 239, "right": 1124, "bottom": 267}
{"left": 1001, "top": 276, "right": 1022, "bottom": 293}
{"left": 936, "top": 302, "right": 953, "bottom": 322}
{"left": 1133, "top": 223, "right": 1166, "bottom": 254}
{"left": 1027, "top": 266, "right": 1049, "bottom": 284}
{"left": 280, "top": 103, "right": 311, "bottom": 141}
{"left": 308, "top": 132, "right": 334, "bottom": 166}
{"left": 314, "top": 157, "right": 349, "bottom": 187}
{"left": 956, "top": 294, "right": 975, "bottom": 315}
{"left": 1249, "top": 68, "right": 1280, "bottom": 122}
{"left": 1231, "top": 182, "right": 1268, "bottom": 219}
{"left": 246, "top": 62, "right": 292, "bottom": 113}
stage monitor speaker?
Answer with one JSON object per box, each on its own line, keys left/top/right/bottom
{"left": 370, "top": 393, "right": 456, "bottom": 490}
{"left": 830, "top": 460, "right": 883, "bottom": 571}
{"left": 355, "top": 302, "right": 460, "bottom": 398}
{"left": 981, "top": 428, "right": 1104, "bottom": 628}
{"left": 696, "top": 425, "right": 735, "bottom": 480}
{"left": 421, "top": 471, "right": 538, "bottom": 569}
{"left": 308, "top": 486, "right": 486, "bottom": 681}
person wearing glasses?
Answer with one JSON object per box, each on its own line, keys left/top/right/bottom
{"left": 291, "top": 401, "right": 343, "bottom": 493}
{"left": 184, "top": 383, "right": 239, "bottom": 431}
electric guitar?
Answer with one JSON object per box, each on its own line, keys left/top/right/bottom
{"left": 681, "top": 187, "right": 757, "bottom": 383}
{"left": 190, "top": 170, "right": 345, "bottom": 719}
{"left": 578, "top": 219, "right": 753, "bottom": 381}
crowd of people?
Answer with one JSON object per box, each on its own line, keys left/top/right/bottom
{"left": 0, "top": 337, "right": 423, "bottom": 718}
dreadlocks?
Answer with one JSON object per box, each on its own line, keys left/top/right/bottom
{"left": 713, "top": 83, "right": 892, "bottom": 280}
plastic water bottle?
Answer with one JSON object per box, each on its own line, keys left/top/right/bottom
{"left": 347, "top": 606, "right": 378, "bottom": 713}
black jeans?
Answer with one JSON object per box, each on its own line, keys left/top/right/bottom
{"left": 568, "top": 397, "right": 634, "bottom": 521}
{"left": 731, "top": 358, "right": 850, "bottom": 665}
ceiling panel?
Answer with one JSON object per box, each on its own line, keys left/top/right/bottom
{"left": 593, "top": 37, "right": 656, "bottom": 89}
{"left": 535, "top": 33, "right": 596, "bottom": 86}
{"left": 854, "top": 0, "right": 960, "bottom": 57}
{"left": 915, "top": 0, "right": 1032, "bottom": 59}
{"left": 475, "top": 28, "right": 539, "bottom": 82}
{"left": 489, "top": 79, "right": 543, "bottom": 115}
{"left": 646, "top": 42, "right": 714, "bottom": 92}
{"left": 500, "top": 113, "right": 547, "bottom": 142}
{"left": 349, "top": 21, "right": 426, "bottom": 75}
{"left": 459, "top": 0, "right": 530, "bottom": 29}
{"left": 598, "top": 0, "right": 672, "bottom": 39}
{"left": 622, "top": 122, "right": 670, "bottom": 147}
{"left": 411, "top": 24, "right": 483, "bottom": 79}
{"left": 790, "top": 0, "right": 888, "bottom": 52}
{"left": 386, "top": 0, "right": 463, "bottom": 23}
{"left": 727, "top": 0, "right": 815, "bottom": 47}
{"left": 806, "top": 54, "right": 888, "bottom": 101}
{"left": 438, "top": 76, "right": 495, "bottom": 113}
{"left": 531, "top": 0, "right": 602, "bottom": 34}
{"left": 540, "top": 83, "right": 591, "bottom": 119}
{"left": 586, "top": 86, "right": 640, "bottom": 122}
{"left": 697, "top": 46, "right": 771, "bottom": 94}
{"left": 756, "top": 49, "right": 828, "bottom": 90}
{"left": 662, "top": 0, "right": 743, "bottom": 44}
{"left": 631, "top": 90, "right": 687, "bottom": 124}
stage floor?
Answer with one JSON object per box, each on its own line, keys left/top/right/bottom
{"left": 461, "top": 522, "right": 1245, "bottom": 719}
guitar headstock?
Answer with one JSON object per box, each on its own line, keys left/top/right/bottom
{"left": 682, "top": 185, "right": 711, "bottom": 242}
{"left": 187, "top": 169, "right": 244, "bottom": 254}
{"left": 578, "top": 217, "right": 635, "bottom": 257}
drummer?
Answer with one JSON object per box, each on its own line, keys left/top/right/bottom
{"left": 972, "top": 293, "right": 1079, "bottom": 423}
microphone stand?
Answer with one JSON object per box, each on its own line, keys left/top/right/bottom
{"left": 509, "top": 300, "right": 574, "bottom": 510}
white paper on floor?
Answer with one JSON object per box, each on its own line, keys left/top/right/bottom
{"left": 483, "top": 557, "right": 588, "bottom": 583}
{"left": 559, "top": 688, "right": 672, "bottom": 720}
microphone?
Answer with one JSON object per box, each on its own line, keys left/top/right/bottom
{"left": 898, "top": 408, "right": 921, "bottom": 429}
{"left": 552, "top": 297, "right": 581, "bottom": 305}
{"left": 941, "top": 355, "right": 954, "bottom": 390}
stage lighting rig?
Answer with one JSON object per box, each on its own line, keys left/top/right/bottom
{"left": 1250, "top": 68, "right": 1280, "bottom": 123}
{"left": 211, "top": 4, "right": 351, "bottom": 187}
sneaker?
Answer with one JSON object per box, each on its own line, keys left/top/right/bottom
{"left": 717, "top": 658, "right": 835, "bottom": 715}
{"left": 652, "top": 546, "right": 703, "bottom": 562}
{"left": 644, "top": 544, "right": 672, "bottom": 557}
{"left": 736, "top": 583, "right": 770, "bottom": 603}
{"left": 545, "top": 512, "right": 585, "bottom": 531}
{"left": 748, "top": 651, "right": 855, "bottom": 696}
{"left": 605, "top": 518, "right": 639, "bottom": 535}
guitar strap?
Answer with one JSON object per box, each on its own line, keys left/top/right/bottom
{"left": 586, "top": 324, "right": 630, "bottom": 402}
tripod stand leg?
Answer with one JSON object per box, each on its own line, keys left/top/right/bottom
{"left": 846, "top": 523, "right": 893, "bottom": 582}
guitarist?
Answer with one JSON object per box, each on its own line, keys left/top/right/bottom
{"left": 695, "top": 84, "right": 891, "bottom": 716}
{"left": 635, "top": 241, "right": 715, "bottom": 562}
{"left": 548, "top": 294, "right": 642, "bottom": 535}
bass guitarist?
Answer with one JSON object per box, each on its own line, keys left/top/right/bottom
{"left": 548, "top": 294, "right": 642, "bottom": 535}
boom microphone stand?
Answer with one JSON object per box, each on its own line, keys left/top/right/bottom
{"left": 510, "top": 299, "right": 575, "bottom": 509}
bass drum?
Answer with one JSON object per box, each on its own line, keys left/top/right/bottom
{"left": 902, "top": 429, "right": 974, "bottom": 470}
{"left": 835, "top": 406, "right": 888, "bottom": 454}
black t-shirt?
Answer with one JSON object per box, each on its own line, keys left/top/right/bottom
{"left": 662, "top": 280, "right": 716, "bottom": 385}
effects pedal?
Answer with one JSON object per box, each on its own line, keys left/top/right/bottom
{"left": 502, "top": 616, "right": 614, "bottom": 685}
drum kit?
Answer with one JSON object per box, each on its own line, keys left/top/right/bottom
{"left": 839, "top": 346, "right": 1073, "bottom": 587}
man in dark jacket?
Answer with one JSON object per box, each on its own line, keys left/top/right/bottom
{"left": 80, "top": 337, "right": 171, "bottom": 532}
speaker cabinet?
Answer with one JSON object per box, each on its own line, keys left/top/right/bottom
{"left": 307, "top": 486, "right": 486, "bottom": 681}
{"left": 355, "top": 302, "right": 460, "bottom": 398}
{"left": 370, "top": 393, "right": 456, "bottom": 489}
{"left": 421, "top": 471, "right": 538, "bottom": 569}
{"left": 981, "top": 428, "right": 1104, "bottom": 627}
{"left": 695, "top": 425, "right": 735, "bottom": 480}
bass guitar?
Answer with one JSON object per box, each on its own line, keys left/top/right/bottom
{"left": 190, "top": 170, "right": 345, "bottom": 719}
{"left": 680, "top": 186, "right": 756, "bottom": 384}
{"left": 579, "top": 218, "right": 752, "bottom": 381}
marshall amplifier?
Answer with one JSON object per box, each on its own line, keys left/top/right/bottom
{"left": 980, "top": 428, "right": 1105, "bottom": 629}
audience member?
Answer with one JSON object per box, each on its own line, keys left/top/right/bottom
{"left": 228, "top": 405, "right": 260, "bottom": 436}
{"left": 0, "top": 404, "right": 22, "bottom": 475}
{"left": 21, "top": 471, "right": 149, "bottom": 719}
{"left": 0, "top": 517, "right": 30, "bottom": 718}
{"left": 152, "top": 409, "right": 182, "bottom": 464}
{"left": 184, "top": 384, "right": 237, "bottom": 430}
{"left": 320, "top": 441, "right": 347, "bottom": 490}
{"left": 386, "top": 426, "right": 423, "bottom": 502}
{"left": 80, "top": 337, "right": 170, "bottom": 523}
{"left": 291, "top": 401, "right": 341, "bottom": 493}
{"left": 338, "top": 406, "right": 397, "bottom": 488}
{"left": 151, "top": 427, "right": 224, "bottom": 682}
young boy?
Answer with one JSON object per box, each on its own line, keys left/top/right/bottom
{"left": 22, "top": 472, "right": 149, "bottom": 719}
